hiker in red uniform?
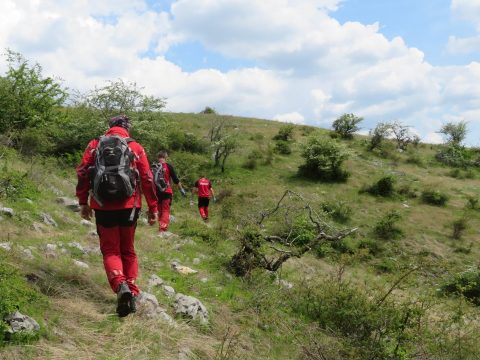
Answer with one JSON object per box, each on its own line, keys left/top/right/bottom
{"left": 192, "top": 175, "right": 215, "bottom": 221}
{"left": 76, "top": 115, "right": 158, "bottom": 317}
{"left": 153, "top": 150, "right": 186, "bottom": 233}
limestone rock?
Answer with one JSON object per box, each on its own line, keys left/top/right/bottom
{"left": 4, "top": 311, "right": 40, "bottom": 335}
{"left": 80, "top": 219, "right": 94, "bottom": 227}
{"left": 173, "top": 293, "right": 208, "bottom": 324}
{"left": 41, "top": 212, "right": 57, "bottom": 227}
{"left": 163, "top": 285, "right": 175, "bottom": 297}
{"left": 73, "top": 260, "right": 89, "bottom": 269}
{"left": 56, "top": 197, "right": 81, "bottom": 212}
{"left": 0, "top": 207, "right": 14, "bottom": 217}
{"left": 171, "top": 261, "right": 198, "bottom": 275}
{"left": 147, "top": 274, "right": 164, "bottom": 289}
{"left": 32, "top": 222, "right": 45, "bottom": 233}
{"left": 136, "top": 292, "right": 175, "bottom": 324}
{"left": 0, "top": 242, "right": 12, "bottom": 251}
{"left": 22, "top": 248, "right": 34, "bottom": 260}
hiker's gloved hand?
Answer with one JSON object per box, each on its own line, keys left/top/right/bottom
{"left": 213, "top": 196, "right": 217, "bottom": 203}
{"left": 180, "top": 188, "right": 187, "bottom": 197}
{"left": 147, "top": 211, "right": 158, "bottom": 225}
{"left": 80, "top": 204, "right": 92, "bottom": 220}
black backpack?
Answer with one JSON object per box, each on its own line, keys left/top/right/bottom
{"left": 152, "top": 162, "right": 168, "bottom": 193}
{"left": 90, "top": 135, "right": 137, "bottom": 205}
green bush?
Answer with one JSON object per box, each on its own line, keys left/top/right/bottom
{"left": 441, "top": 266, "right": 480, "bottom": 305}
{"left": 452, "top": 216, "right": 469, "bottom": 239}
{"left": 292, "top": 278, "right": 423, "bottom": 358}
{"left": 466, "top": 196, "right": 479, "bottom": 210}
{"left": 421, "top": 190, "right": 449, "bottom": 206}
{"left": 200, "top": 106, "right": 217, "bottom": 114}
{"left": 320, "top": 200, "right": 352, "bottom": 223}
{"left": 168, "top": 130, "right": 208, "bottom": 154}
{"left": 272, "top": 124, "right": 294, "bottom": 141}
{"left": 435, "top": 145, "right": 471, "bottom": 168}
{"left": 0, "top": 255, "right": 44, "bottom": 345}
{"left": 364, "top": 175, "right": 396, "bottom": 197}
{"left": 373, "top": 210, "right": 403, "bottom": 240}
{"left": 242, "top": 158, "right": 257, "bottom": 170}
{"left": 298, "top": 135, "right": 350, "bottom": 182}
{"left": 0, "top": 169, "right": 39, "bottom": 201}
{"left": 273, "top": 140, "right": 291, "bottom": 155}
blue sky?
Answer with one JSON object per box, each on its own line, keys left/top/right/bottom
{"left": 0, "top": 0, "right": 479, "bottom": 144}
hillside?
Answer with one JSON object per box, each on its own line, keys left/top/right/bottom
{"left": 1, "top": 112, "right": 480, "bottom": 359}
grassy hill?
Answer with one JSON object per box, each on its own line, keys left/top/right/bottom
{"left": 1, "top": 112, "right": 480, "bottom": 359}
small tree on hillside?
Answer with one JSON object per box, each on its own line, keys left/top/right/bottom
{"left": 390, "top": 121, "right": 415, "bottom": 150}
{"left": 439, "top": 121, "right": 468, "bottom": 146}
{"left": 369, "top": 122, "right": 392, "bottom": 150}
{"left": 0, "top": 50, "right": 67, "bottom": 135}
{"left": 332, "top": 113, "right": 363, "bottom": 139}
{"left": 298, "top": 134, "right": 349, "bottom": 181}
{"left": 228, "top": 190, "right": 357, "bottom": 276}
{"left": 273, "top": 124, "right": 295, "bottom": 141}
{"left": 209, "top": 117, "right": 237, "bottom": 172}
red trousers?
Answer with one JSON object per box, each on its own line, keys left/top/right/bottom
{"left": 198, "top": 197, "right": 210, "bottom": 220}
{"left": 95, "top": 209, "right": 140, "bottom": 296}
{"left": 158, "top": 196, "right": 172, "bottom": 232}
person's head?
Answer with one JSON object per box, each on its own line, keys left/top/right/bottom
{"left": 157, "top": 150, "right": 168, "bottom": 162}
{"left": 109, "top": 115, "right": 131, "bottom": 130}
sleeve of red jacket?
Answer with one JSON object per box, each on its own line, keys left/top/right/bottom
{"left": 75, "top": 139, "right": 96, "bottom": 205}
{"left": 135, "top": 145, "right": 158, "bottom": 213}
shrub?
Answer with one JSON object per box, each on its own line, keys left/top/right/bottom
{"left": 0, "top": 255, "right": 44, "bottom": 345}
{"left": 273, "top": 140, "right": 291, "bottom": 155}
{"left": 435, "top": 145, "right": 470, "bottom": 168}
{"left": 168, "top": 130, "right": 207, "bottom": 154}
{"left": 242, "top": 158, "right": 257, "bottom": 170}
{"left": 320, "top": 200, "right": 352, "bottom": 223}
{"left": 272, "top": 124, "right": 294, "bottom": 141}
{"left": 421, "top": 190, "right": 449, "bottom": 206}
{"left": 298, "top": 135, "right": 350, "bottom": 182}
{"left": 368, "top": 122, "right": 391, "bottom": 151}
{"left": 0, "top": 169, "right": 39, "bottom": 201}
{"left": 200, "top": 106, "right": 217, "bottom": 114}
{"left": 466, "top": 196, "right": 479, "bottom": 210}
{"left": 452, "top": 216, "right": 469, "bottom": 239}
{"left": 373, "top": 210, "right": 403, "bottom": 240}
{"left": 364, "top": 175, "right": 396, "bottom": 197}
{"left": 332, "top": 113, "right": 363, "bottom": 139}
{"left": 441, "top": 266, "right": 480, "bottom": 305}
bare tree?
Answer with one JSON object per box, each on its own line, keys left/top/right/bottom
{"left": 209, "top": 117, "right": 237, "bottom": 172}
{"left": 229, "top": 190, "right": 357, "bottom": 276}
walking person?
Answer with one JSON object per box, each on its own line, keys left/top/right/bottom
{"left": 76, "top": 115, "right": 158, "bottom": 317}
{"left": 152, "top": 150, "right": 187, "bottom": 233}
{"left": 191, "top": 175, "right": 215, "bottom": 222}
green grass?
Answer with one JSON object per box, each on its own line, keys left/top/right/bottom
{"left": 1, "top": 112, "right": 480, "bottom": 358}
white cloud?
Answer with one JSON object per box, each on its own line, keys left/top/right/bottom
{"left": 451, "top": 0, "right": 480, "bottom": 30}
{"left": 447, "top": 36, "right": 480, "bottom": 55}
{"left": 274, "top": 112, "right": 305, "bottom": 124}
{"left": 0, "top": 0, "right": 479, "bottom": 145}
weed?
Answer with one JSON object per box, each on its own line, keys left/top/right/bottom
{"left": 364, "top": 175, "right": 396, "bottom": 197}
{"left": 421, "top": 190, "right": 449, "bottom": 206}
{"left": 452, "top": 216, "right": 469, "bottom": 239}
{"left": 373, "top": 210, "right": 403, "bottom": 240}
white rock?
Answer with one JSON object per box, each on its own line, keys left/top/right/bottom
{"left": 200, "top": 277, "right": 208, "bottom": 283}
{"left": 136, "top": 291, "right": 175, "bottom": 325}
{"left": 22, "top": 248, "right": 34, "bottom": 260}
{"left": 80, "top": 219, "right": 94, "bottom": 227}
{"left": 163, "top": 285, "right": 175, "bottom": 297}
{"left": 147, "top": 274, "right": 164, "bottom": 289}
{"left": 4, "top": 311, "right": 40, "bottom": 334}
{"left": 32, "top": 222, "right": 45, "bottom": 232}
{"left": 41, "top": 212, "right": 57, "bottom": 227}
{"left": 68, "top": 242, "right": 84, "bottom": 252}
{"left": 0, "top": 242, "right": 12, "bottom": 251}
{"left": 173, "top": 293, "right": 209, "bottom": 324}
{"left": 192, "top": 258, "right": 201, "bottom": 265}
{"left": 0, "top": 207, "right": 14, "bottom": 217}
{"left": 56, "top": 197, "right": 80, "bottom": 212}
{"left": 171, "top": 262, "right": 198, "bottom": 275}
{"left": 73, "top": 260, "right": 89, "bottom": 269}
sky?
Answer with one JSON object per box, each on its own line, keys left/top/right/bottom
{"left": 0, "top": 0, "right": 479, "bottom": 145}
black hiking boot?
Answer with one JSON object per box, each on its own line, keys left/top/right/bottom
{"left": 116, "top": 282, "right": 132, "bottom": 317}
{"left": 129, "top": 295, "right": 137, "bottom": 314}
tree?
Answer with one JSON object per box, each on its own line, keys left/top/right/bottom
{"left": 0, "top": 50, "right": 67, "bottom": 134}
{"left": 439, "top": 121, "right": 467, "bottom": 146}
{"left": 228, "top": 190, "right": 357, "bottom": 276}
{"left": 209, "top": 117, "right": 237, "bottom": 172}
{"left": 390, "top": 121, "right": 415, "bottom": 150}
{"left": 273, "top": 124, "right": 295, "bottom": 141}
{"left": 369, "top": 122, "right": 391, "bottom": 150}
{"left": 299, "top": 134, "right": 349, "bottom": 181}
{"left": 332, "top": 113, "right": 363, "bottom": 139}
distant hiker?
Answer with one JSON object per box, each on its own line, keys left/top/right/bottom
{"left": 76, "top": 115, "right": 158, "bottom": 317}
{"left": 191, "top": 175, "right": 215, "bottom": 221}
{"left": 152, "top": 150, "right": 187, "bottom": 232}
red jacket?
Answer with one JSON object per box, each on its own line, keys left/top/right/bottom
{"left": 195, "top": 178, "right": 212, "bottom": 198}
{"left": 76, "top": 127, "right": 158, "bottom": 213}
